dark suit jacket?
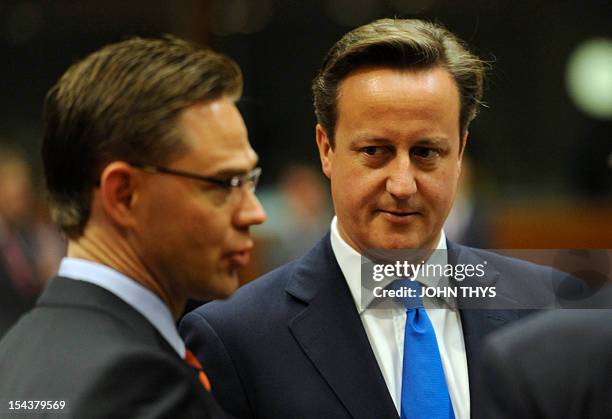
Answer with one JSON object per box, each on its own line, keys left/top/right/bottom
{"left": 0, "top": 276, "right": 229, "bottom": 418}
{"left": 180, "top": 234, "right": 568, "bottom": 419}
{"left": 475, "top": 287, "right": 612, "bottom": 419}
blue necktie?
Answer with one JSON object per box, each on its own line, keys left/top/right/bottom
{"left": 394, "top": 279, "right": 455, "bottom": 419}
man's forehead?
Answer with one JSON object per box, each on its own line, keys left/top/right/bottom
{"left": 179, "top": 99, "right": 245, "bottom": 133}
{"left": 338, "top": 65, "right": 456, "bottom": 94}
{"left": 335, "top": 65, "right": 462, "bottom": 131}
{"left": 174, "top": 131, "right": 257, "bottom": 175}
{"left": 182, "top": 98, "right": 235, "bottom": 116}
{"left": 169, "top": 98, "right": 258, "bottom": 175}
{"left": 210, "top": 149, "right": 259, "bottom": 176}
{"left": 177, "top": 100, "right": 246, "bottom": 145}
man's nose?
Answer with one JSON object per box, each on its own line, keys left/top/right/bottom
{"left": 386, "top": 157, "right": 417, "bottom": 199}
{"left": 233, "top": 189, "right": 267, "bottom": 227}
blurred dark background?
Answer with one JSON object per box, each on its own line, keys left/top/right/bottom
{"left": 2, "top": 0, "right": 612, "bottom": 190}
{"left": 0, "top": 0, "right": 611, "bottom": 325}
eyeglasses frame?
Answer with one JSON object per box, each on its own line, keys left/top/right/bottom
{"left": 129, "top": 163, "right": 262, "bottom": 193}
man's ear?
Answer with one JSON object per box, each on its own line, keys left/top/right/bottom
{"left": 316, "top": 124, "right": 333, "bottom": 179}
{"left": 98, "top": 161, "right": 139, "bottom": 230}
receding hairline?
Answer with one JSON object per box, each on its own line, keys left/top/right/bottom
{"left": 165, "top": 95, "right": 259, "bottom": 172}
{"left": 172, "top": 95, "right": 247, "bottom": 154}
{"left": 332, "top": 64, "right": 463, "bottom": 134}
{"left": 312, "top": 18, "right": 488, "bottom": 148}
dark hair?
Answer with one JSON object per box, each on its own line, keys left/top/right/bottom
{"left": 42, "top": 36, "right": 242, "bottom": 238}
{"left": 312, "top": 18, "right": 487, "bottom": 146}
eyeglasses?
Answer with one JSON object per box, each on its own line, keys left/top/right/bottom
{"left": 130, "top": 163, "right": 262, "bottom": 205}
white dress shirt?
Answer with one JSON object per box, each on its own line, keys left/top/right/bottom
{"left": 58, "top": 257, "right": 185, "bottom": 358}
{"left": 330, "top": 217, "right": 470, "bottom": 418}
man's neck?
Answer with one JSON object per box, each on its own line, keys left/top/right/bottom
{"left": 67, "top": 224, "right": 185, "bottom": 320}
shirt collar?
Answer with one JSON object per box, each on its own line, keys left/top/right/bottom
{"left": 58, "top": 257, "right": 185, "bottom": 358}
{"left": 330, "top": 216, "right": 453, "bottom": 313}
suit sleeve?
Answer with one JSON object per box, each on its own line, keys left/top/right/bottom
{"left": 473, "top": 337, "right": 536, "bottom": 419}
{"left": 180, "top": 310, "right": 253, "bottom": 419}
{"left": 68, "top": 349, "right": 231, "bottom": 419}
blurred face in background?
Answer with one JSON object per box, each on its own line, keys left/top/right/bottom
{"left": 0, "top": 158, "right": 33, "bottom": 226}
{"left": 316, "top": 66, "right": 466, "bottom": 252}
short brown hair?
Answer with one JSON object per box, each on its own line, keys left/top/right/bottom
{"left": 42, "top": 36, "right": 242, "bottom": 238}
{"left": 312, "top": 18, "right": 487, "bottom": 146}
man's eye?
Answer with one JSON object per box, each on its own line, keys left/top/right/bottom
{"left": 198, "top": 179, "right": 229, "bottom": 193}
{"left": 412, "top": 147, "right": 440, "bottom": 159}
{"left": 362, "top": 146, "right": 380, "bottom": 156}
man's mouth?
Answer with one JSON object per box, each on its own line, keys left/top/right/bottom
{"left": 378, "top": 209, "right": 420, "bottom": 223}
{"left": 226, "top": 249, "right": 252, "bottom": 268}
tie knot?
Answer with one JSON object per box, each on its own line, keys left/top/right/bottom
{"left": 387, "top": 279, "right": 423, "bottom": 310}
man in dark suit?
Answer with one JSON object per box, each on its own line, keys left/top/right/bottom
{"left": 180, "top": 18, "right": 566, "bottom": 419}
{"left": 0, "top": 36, "right": 266, "bottom": 418}
{"left": 476, "top": 286, "right": 612, "bottom": 419}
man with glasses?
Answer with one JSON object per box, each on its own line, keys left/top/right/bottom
{"left": 0, "top": 36, "right": 265, "bottom": 418}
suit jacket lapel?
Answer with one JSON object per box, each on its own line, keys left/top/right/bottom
{"left": 459, "top": 308, "right": 516, "bottom": 400}
{"left": 448, "top": 242, "right": 520, "bottom": 408}
{"left": 286, "top": 235, "right": 399, "bottom": 419}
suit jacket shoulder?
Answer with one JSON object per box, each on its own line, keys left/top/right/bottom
{"left": 475, "top": 287, "right": 612, "bottom": 419}
{"left": 448, "top": 242, "right": 578, "bottom": 309}
{"left": 0, "top": 277, "right": 228, "bottom": 418}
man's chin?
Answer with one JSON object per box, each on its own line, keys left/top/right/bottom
{"left": 369, "top": 231, "right": 429, "bottom": 250}
{"left": 371, "top": 221, "right": 440, "bottom": 250}
{"left": 192, "top": 273, "right": 240, "bottom": 300}
{"left": 213, "top": 273, "right": 241, "bottom": 299}
{"left": 382, "top": 241, "right": 424, "bottom": 250}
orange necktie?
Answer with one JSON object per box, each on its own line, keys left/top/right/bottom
{"left": 184, "top": 349, "right": 212, "bottom": 392}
